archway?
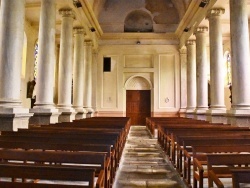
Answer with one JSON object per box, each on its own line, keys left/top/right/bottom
{"left": 125, "top": 76, "right": 152, "bottom": 125}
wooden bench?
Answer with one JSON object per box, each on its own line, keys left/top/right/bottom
{"left": 0, "top": 135, "right": 117, "bottom": 185}
{"left": 207, "top": 154, "right": 250, "bottom": 188}
{"left": 230, "top": 167, "right": 250, "bottom": 188}
{"left": 177, "top": 135, "right": 250, "bottom": 177}
{"left": 0, "top": 149, "right": 108, "bottom": 188}
{"left": 0, "top": 163, "right": 101, "bottom": 187}
{"left": 191, "top": 145, "right": 250, "bottom": 188}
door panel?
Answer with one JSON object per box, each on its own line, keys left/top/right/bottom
{"left": 126, "top": 90, "right": 151, "bottom": 125}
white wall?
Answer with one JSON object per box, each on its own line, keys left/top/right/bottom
{"left": 96, "top": 44, "right": 180, "bottom": 116}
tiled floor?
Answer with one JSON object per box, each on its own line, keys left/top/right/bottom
{"left": 113, "top": 126, "right": 187, "bottom": 188}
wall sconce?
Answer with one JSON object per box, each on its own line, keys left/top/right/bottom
{"left": 199, "top": 0, "right": 210, "bottom": 8}
{"left": 90, "top": 27, "right": 96, "bottom": 32}
{"left": 73, "top": 0, "right": 82, "bottom": 8}
{"left": 165, "top": 97, "right": 170, "bottom": 103}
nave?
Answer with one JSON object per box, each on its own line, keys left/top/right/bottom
{"left": 113, "top": 126, "right": 186, "bottom": 188}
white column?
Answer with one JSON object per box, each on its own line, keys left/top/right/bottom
{"left": 57, "top": 8, "right": 75, "bottom": 122}
{"left": 186, "top": 40, "right": 197, "bottom": 113}
{"left": 230, "top": 0, "right": 250, "bottom": 112}
{"left": 73, "top": 27, "right": 87, "bottom": 119}
{"left": 179, "top": 47, "right": 187, "bottom": 115}
{"left": 195, "top": 27, "right": 209, "bottom": 113}
{"left": 83, "top": 41, "right": 94, "bottom": 116}
{"left": 207, "top": 8, "right": 226, "bottom": 113}
{"left": 30, "top": 0, "right": 60, "bottom": 125}
{"left": 33, "top": 0, "right": 56, "bottom": 108}
{"left": 0, "top": 0, "right": 32, "bottom": 131}
{"left": 0, "top": 0, "right": 25, "bottom": 107}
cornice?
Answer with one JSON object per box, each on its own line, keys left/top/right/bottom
{"left": 100, "top": 33, "right": 178, "bottom": 40}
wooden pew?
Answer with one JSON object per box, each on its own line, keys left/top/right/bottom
{"left": 191, "top": 145, "right": 250, "bottom": 188}
{"left": 177, "top": 135, "right": 250, "bottom": 177}
{"left": 207, "top": 154, "right": 250, "bottom": 188}
{"left": 0, "top": 149, "right": 108, "bottom": 188}
{"left": 230, "top": 167, "right": 250, "bottom": 188}
{"left": 146, "top": 117, "right": 209, "bottom": 135}
{"left": 0, "top": 135, "right": 118, "bottom": 184}
{"left": 166, "top": 128, "right": 250, "bottom": 166}
{"left": 0, "top": 163, "right": 100, "bottom": 188}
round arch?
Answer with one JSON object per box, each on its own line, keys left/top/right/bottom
{"left": 124, "top": 75, "right": 152, "bottom": 90}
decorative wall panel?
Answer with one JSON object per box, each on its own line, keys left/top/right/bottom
{"left": 159, "top": 54, "right": 176, "bottom": 108}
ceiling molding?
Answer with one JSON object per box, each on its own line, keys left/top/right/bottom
{"left": 100, "top": 33, "right": 178, "bottom": 40}
{"left": 79, "top": 0, "right": 103, "bottom": 37}
{"left": 25, "top": 3, "right": 41, "bottom": 9}
{"left": 178, "top": 0, "right": 218, "bottom": 48}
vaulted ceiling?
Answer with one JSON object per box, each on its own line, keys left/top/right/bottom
{"left": 6, "top": 0, "right": 250, "bottom": 47}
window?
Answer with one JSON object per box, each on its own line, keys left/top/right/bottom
{"left": 103, "top": 57, "right": 111, "bottom": 72}
{"left": 34, "top": 40, "right": 38, "bottom": 80}
{"left": 226, "top": 53, "right": 232, "bottom": 86}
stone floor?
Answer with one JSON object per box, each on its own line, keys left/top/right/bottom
{"left": 113, "top": 126, "right": 187, "bottom": 188}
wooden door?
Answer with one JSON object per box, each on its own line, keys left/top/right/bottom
{"left": 126, "top": 90, "right": 151, "bottom": 125}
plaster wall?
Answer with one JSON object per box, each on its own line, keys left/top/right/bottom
{"left": 96, "top": 44, "right": 180, "bottom": 116}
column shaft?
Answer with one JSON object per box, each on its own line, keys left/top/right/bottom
{"left": 207, "top": 9, "right": 226, "bottom": 110}
{"left": 179, "top": 48, "right": 187, "bottom": 114}
{"left": 0, "top": 0, "right": 25, "bottom": 106}
{"left": 230, "top": 0, "right": 250, "bottom": 109}
{"left": 186, "top": 40, "right": 196, "bottom": 111}
{"left": 83, "top": 41, "right": 94, "bottom": 113}
{"left": 195, "top": 27, "right": 208, "bottom": 111}
{"left": 73, "top": 28, "right": 85, "bottom": 109}
{"left": 58, "top": 9, "right": 74, "bottom": 108}
{"left": 35, "top": 0, "right": 56, "bottom": 108}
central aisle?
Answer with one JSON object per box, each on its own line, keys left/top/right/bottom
{"left": 113, "top": 126, "right": 187, "bottom": 188}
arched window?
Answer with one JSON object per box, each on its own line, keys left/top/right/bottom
{"left": 224, "top": 51, "right": 232, "bottom": 86}
{"left": 34, "top": 40, "right": 38, "bottom": 80}
{"left": 226, "top": 52, "right": 232, "bottom": 86}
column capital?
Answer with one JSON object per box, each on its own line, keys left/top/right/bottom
{"left": 195, "top": 27, "right": 208, "bottom": 34}
{"left": 186, "top": 40, "right": 196, "bottom": 46}
{"left": 59, "top": 8, "right": 75, "bottom": 18}
{"left": 73, "top": 27, "right": 86, "bottom": 35}
{"left": 84, "top": 40, "right": 93, "bottom": 46}
{"left": 179, "top": 47, "right": 187, "bottom": 54}
{"left": 207, "top": 8, "right": 225, "bottom": 18}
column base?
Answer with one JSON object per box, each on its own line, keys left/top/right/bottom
{"left": 179, "top": 108, "right": 186, "bottom": 117}
{"left": 0, "top": 107, "right": 33, "bottom": 131}
{"left": 84, "top": 107, "right": 95, "bottom": 118}
{"left": 226, "top": 109, "right": 250, "bottom": 127}
{"left": 29, "top": 108, "right": 60, "bottom": 125}
{"left": 185, "top": 109, "right": 196, "bottom": 119}
{"left": 74, "top": 108, "right": 88, "bottom": 120}
{"left": 206, "top": 109, "right": 227, "bottom": 124}
{"left": 58, "top": 108, "right": 76, "bottom": 122}
{"left": 194, "top": 108, "right": 208, "bottom": 121}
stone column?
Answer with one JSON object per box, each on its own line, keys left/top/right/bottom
{"left": 73, "top": 27, "right": 87, "bottom": 119}
{"left": 195, "top": 27, "right": 209, "bottom": 120}
{"left": 57, "top": 9, "right": 76, "bottom": 122}
{"left": 83, "top": 41, "right": 94, "bottom": 117}
{"left": 30, "top": 0, "right": 60, "bottom": 125}
{"left": 185, "top": 40, "right": 197, "bottom": 118}
{"left": 0, "top": 0, "right": 32, "bottom": 131}
{"left": 206, "top": 9, "right": 227, "bottom": 123}
{"left": 228, "top": 0, "right": 250, "bottom": 126}
{"left": 179, "top": 47, "right": 187, "bottom": 117}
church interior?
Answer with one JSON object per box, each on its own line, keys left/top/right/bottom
{"left": 0, "top": 0, "right": 250, "bottom": 187}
